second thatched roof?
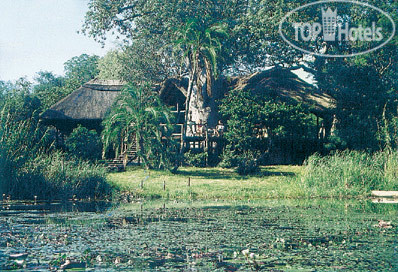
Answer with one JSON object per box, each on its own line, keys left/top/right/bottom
{"left": 228, "top": 67, "right": 333, "bottom": 115}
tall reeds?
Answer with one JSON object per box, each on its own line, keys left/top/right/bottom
{"left": 298, "top": 150, "right": 398, "bottom": 198}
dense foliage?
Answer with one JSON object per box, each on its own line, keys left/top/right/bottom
{"left": 309, "top": 1, "right": 398, "bottom": 152}
{"left": 18, "top": 152, "right": 110, "bottom": 200}
{"left": 183, "top": 150, "right": 208, "bottom": 168}
{"left": 102, "top": 84, "right": 179, "bottom": 171}
{"left": 0, "top": 91, "right": 45, "bottom": 197}
{"left": 0, "top": 54, "right": 109, "bottom": 200}
{"left": 65, "top": 126, "right": 102, "bottom": 161}
{"left": 33, "top": 54, "right": 100, "bottom": 109}
{"left": 219, "top": 87, "right": 317, "bottom": 173}
{"left": 82, "top": 0, "right": 294, "bottom": 75}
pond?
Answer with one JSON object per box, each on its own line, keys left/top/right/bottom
{"left": 0, "top": 199, "right": 397, "bottom": 271}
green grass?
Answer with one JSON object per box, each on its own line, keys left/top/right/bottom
{"left": 108, "top": 150, "right": 398, "bottom": 200}
{"left": 296, "top": 150, "right": 398, "bottom": 198}
{"left": 107, "top": 165, "right": 304, "bottom": 200}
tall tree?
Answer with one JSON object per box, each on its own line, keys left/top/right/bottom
{"left": 64, "top": 54, "right": 100, "bottom": 84}
{"left": 32, "top": 54, "right": 101, "bottom": 109}
{"left": 33, "top": 71, "right": 65, "bottom": 109}
{"left": 82, "top": 0, "right": 294, "bottom": 129}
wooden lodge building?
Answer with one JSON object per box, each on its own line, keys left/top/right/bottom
{"left": 41, "top": 67, "right": 334, "bottom": 168}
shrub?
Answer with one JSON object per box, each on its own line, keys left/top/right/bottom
{"left": 184, "top": 151, "right": 208, "bottom": 167}
{"left": 66, "top": 125, "right": 102, "bottom": 161}
{"left": 219, "top": 149, "right": 260, "bottom": 175}
{"left": 235, "top": 152, "right": 260, "bottom": 175}
{"left": 219, "top": 87, "right": 317, "bottom": 165}
{"left": 218, "top": 150, "right": 239, "bottom": 168}
{"left": 16, "top": 152, "right": 111, "bottom": 200}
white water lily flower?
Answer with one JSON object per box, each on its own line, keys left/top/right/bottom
{"left": 242, "top": 249, "right": 250, "bottom": 256}
{"left": 249, "top": 253, "right": 256, "bottom": 259}
{"left": 15, "top": 260, "right": 24, "bottom": 265}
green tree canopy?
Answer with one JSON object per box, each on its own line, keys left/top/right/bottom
{"left": 82, "top": 0, "right": 298, "bottom": 132}
{"left": 220, "top": 87, "right": 317, "bottom": 166}
{"left": 32, "top": 54, "right": 101, "bottom": 109}
{"left": 64, "top": 54, "right": 100, "bottom": 84}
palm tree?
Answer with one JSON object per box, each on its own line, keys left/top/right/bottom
{"left": 173, "top": 19, "right": 228, "bottom": 153}
{"left": 102, "top": 83, "right": 177, "bottom": 170}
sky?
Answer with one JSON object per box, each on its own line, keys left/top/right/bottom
{"left": 0, "top": 0, "right": 116, "bottom": 82}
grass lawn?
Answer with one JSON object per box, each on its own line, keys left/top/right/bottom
{"left": 107, "top": 165, "right": 306, "bottom": 200}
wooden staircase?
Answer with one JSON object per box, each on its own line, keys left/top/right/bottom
{"left": 107, "top": 142, "right": 138, "bottom": 172}
{"left": 106, "top": 104, "right": 188, "bottom": 171}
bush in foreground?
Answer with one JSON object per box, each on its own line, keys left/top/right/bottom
{"left": 184, "top": 151, "right": 208, "bottom": 167}
{"left": 12, "top": 152, "right": 111, "bottom": 200}
{"left": 298, "top": 150, "right": 398, "bottom": 197}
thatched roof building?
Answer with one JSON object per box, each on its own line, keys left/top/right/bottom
{"left": 42, "top": 68, "right": 333, "bottom": 134}
{"left": 41, "top": 79, "right": 125, "bottom": 133}
{"left": 228, "top": 67, "right": 333, "bottom": 116}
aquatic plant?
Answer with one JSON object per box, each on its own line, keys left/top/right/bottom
{"left": 298, "top": 150, "right": 398, "bottom": 197}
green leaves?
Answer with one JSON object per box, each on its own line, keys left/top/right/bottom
{"left": 219, "top": 87, "right": 317, "bottom": 167}
{"left": 64, "top": 54, "right": 100, "bottom": 84}
{"left": 65, "top": 126, "right": 102, "bottom": 161}
{"left": 82, "top": 0, "right": 297, "bottom": 78}
{"left": 173, "top": 19, "right": 228, "bottom": 78}
{"left": 102, "top": 83, "right": 178, "bottom": 170}
{"left": 0, "top": 92, "right": 52, "bottom": 197}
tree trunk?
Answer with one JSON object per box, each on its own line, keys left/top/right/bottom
{"left": 186, "top": 55, "right": 221, "bottom": 135}
{"left": 177, "top": 54, "right": 222, "bottom": 168}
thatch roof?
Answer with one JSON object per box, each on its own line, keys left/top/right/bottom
{"left": 229, "top": 67, "right": 333, "bottom": 114}
{"left": 41, "top": 79, "right": 125, "bottom": 122}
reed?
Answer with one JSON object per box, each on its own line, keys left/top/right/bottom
{"left": 297, "top": 150, "right": 398, "bottom": 198}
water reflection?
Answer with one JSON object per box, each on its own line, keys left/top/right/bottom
{"left": 1, "top": 200, "right": 112, "bottom": 214}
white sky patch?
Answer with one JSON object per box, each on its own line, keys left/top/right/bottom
{"left": 0, "top": 0, "right": 116, "bottom": 82}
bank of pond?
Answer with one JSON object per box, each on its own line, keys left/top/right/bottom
{"left": 2, "top": 150, "right": 398, "bottom": 201}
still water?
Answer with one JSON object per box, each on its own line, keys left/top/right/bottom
{"left": 0, "top": 199, "right": 397, "bottom": 271}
